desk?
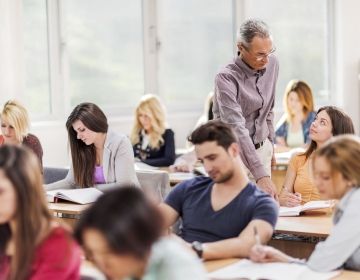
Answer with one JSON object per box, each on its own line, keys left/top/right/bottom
{"left": 204, "top": 258, "right": 360, "bottom": 279}
{"left": 48, "top": 202, "right": 89, "bottom": 227}
{"left": 271, "top": 212, "right": 332, "bottom": 259}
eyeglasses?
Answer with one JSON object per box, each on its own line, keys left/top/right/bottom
{"left": 243, "top": 46, "right": 276, "bottom": 61}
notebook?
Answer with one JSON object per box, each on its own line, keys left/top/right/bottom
{"left": 279, "top": 200, "right": 334, "bottom": 217}
{"left": 47, "top": 188, "right": 103, "bottom": 204}
{"left": 208, "top": 259, "right": 340, "bottom": 280}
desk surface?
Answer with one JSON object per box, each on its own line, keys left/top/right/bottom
{"left": 48, "top": 202, "right": 89, "bottom": 215}
{"left": 204, "top": 258, "right": 360, "bottom": 279}
{"left": 275, "top": 212, "right": 332, "bottom": 237}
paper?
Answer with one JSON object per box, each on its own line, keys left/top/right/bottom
{"left": 47, "top": 188, "right": 103, "bottom": 204}
{"left": 279, "top": 200, "right": 333, "bottom": 217}
{"left": 208, "top": 259, "right": 339, "bottom": 280}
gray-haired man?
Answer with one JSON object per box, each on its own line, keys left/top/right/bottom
{"left": 213, "top": 19, "right": 279, "bottom": 198}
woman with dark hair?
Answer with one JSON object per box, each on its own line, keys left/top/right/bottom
{"left": 251, "top": 135, "right": 360, "bottom": 271}
{"left": 75, "top": 187, "right": 207, "bottom": 280}
{"left": 279, "top": 106, "right": 355, "bottom": 207}
{"left": 0, "top": 145, "right": 81, "bottom": 280}
{"left": 45, "top": 102, "right": 138, "bottom": 191}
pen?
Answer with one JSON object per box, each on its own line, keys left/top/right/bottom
{"left": 254, "top": 226, "right": 261, "bottom": 246}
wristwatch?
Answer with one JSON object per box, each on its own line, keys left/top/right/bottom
{"left": 191, "top": 241, "right": 203, "bottom": 258}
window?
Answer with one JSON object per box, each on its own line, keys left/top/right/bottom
{"left": 157, "top": 0, "right": 234, "bottom": 109}
{"left": 63, "top": 0, "right": 144, "bottom": 112}
{"left": 242, "top": 0, "right": 331, "bottom": 107}
{"left": 21, "top": 0, "right": 332, "bottom": 117}
{"left": 23, "top": 0, "right": 50, "bottom": 116}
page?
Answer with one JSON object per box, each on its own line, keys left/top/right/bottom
{"left": 47, "top": 188, "right": 103, "bottom": 204}
{"left": 279, "top": 205, "right": 302, "bottom": 217}
{"left": 208, "top": 259, "right": 339, "bottom": 280}
{"left": 301, "top": 200, "right": 333, "bottom": 212}
{"left": 279, "top": 200, "right": 333, "bottom": 216}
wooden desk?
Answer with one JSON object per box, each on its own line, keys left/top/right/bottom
{"left": 204, "top": 258, "right": 360, "bottom": 279}
{"left": 271, "top": 212, "right": 332, "bottom": 259}
{"left": 275, "top": 212, "right": 332, "bottom": 237}
{"left": 48, "top": 202, "right": 89, "bottom": 227}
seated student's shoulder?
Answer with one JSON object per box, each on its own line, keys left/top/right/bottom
{"left": 106, "top": 130, "right": 131, "bottom": 147}
{"left": 164, "top": 128, "right": 174, "bottom": 136}
{"left": 289, "top": 152, "right": 307, "bottom": 168}
{"left": 34, "top": 226, "right": 81, "bottom": 270}
{"left": 247, "top": 182, "right": 279, "bottom": 226}
{"left": 171, "top": 176, "right": 213, "bottom": 195}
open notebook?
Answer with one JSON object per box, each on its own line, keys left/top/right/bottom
{"left": 208, "top": 259, "right": 339, "bottom": 280}
{"left": 47, "top": 188, "right": 103, "bottom": 204}
{"left": 279, "top": 200, "right": 333, "bottom": 217}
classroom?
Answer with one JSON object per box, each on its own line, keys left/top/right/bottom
{"left": 1, "top": 1, "right": 360, "bottom": 279}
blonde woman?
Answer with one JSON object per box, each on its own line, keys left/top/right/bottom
{"left": 251, "top": 135, "right": 360, "bottom": 272}
{"left": 275, "top": 80, "right": 316, "bottom": 152}
{"left": 131, "top": 94, "right": 175, "bottom": 167}
{"left": 0, "top": 100, "right": 43, "bottom": 169}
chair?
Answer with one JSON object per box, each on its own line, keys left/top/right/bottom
{"left": 136, "top": 170, "right": 170, "bottom": 203}
{"left": 43, "top": 166, "right": 69, "bottom": 184}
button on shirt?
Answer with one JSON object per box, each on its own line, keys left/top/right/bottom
{"left": 213, "top": 55, "right": 279, "bottom": 180}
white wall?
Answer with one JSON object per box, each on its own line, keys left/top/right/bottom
{"left": 334, "top": 0, "right": 360, "bottom": 134}
{"left": 3, "top": 0, "right": 360, "bottom": 167}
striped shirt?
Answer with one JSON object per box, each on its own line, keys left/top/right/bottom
{"left": 213, "top": 55, "right": 279, "bottom": 180}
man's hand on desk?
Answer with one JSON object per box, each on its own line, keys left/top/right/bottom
{"left": 249, "top": 244, "right": 292, "bottom": 263}
{"left": 256, "top": 177, "right": 278, "bottom": 201}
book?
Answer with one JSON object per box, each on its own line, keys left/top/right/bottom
{"left": 208, "top": 259, "right": 339, "bottom": 280}
{"left": 279, "top": 200, "right": 334, "bottom": 217}
{"left": 47, "top": 188, "right": 103, "bottom": 204}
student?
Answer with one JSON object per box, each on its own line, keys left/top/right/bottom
{"left": 250, "top": 135, "right": 360, "bottom": 272}
{"left": 0, "top": 145, "right": 81, "bottom": 280}
{"left": 0, "top": 100, "right": 43, "bottom": 170}
{"left": 159, "top": 121, "right": 278, "bottom": 260}
{"left": 275, "top": 80, "right": 316, "bottom": 151}
{"left": 170, "top": 91, "right": 214, "bottom": 172}
{"left": 74, "top": 187, "right": 207, "bottom": 280}
{"left": 279, "top": 106, "right": 354, "bottom": 207}
{"left": 45, "top": 102, "right": 138, "bottom": 191}
{"left": 131, "top": 94, "right": 176, "bottom": 167}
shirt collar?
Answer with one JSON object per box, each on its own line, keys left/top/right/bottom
{"left": 234, "top": 55, "right": 267, "bottom": 78}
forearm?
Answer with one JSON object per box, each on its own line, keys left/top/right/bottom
{"left": 202, "top": 237, "right": 254, "bottom": 260}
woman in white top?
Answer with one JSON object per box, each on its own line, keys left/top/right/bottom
{"left": 45, "top": 102, "right": 138, "bottom": 191}
{"left": 250, "top": 135, "right": 360, "bottom": 272}
{"left": 275, "top": 80, "right": 316, "bottom": 152}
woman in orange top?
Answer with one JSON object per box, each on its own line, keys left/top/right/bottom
{"left": 279, "top": 106, "right": 354, "bottom": 206}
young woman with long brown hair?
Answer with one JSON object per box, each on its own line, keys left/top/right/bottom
{"left": 45, "top": 102, "right": 139, "bottom": 191}
{"left": 0, "top": 145, "right": 81, "bottom": 280}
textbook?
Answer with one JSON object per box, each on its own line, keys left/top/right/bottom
{"left": 208, "top": 259, "right": 339, "bottom": 280}
{"left": 47, "top": 188, "right": 103, "bottom": 204}
{"left": 279, "top": 200, "right": 334, "bottom": 217}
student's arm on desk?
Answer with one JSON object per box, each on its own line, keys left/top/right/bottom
{"left": 44, "top": 168, "right": 75, "bottom": 191}
{"left": 202, "top": 219, "right": 273, "bottom": 260}
{"left": 307, "top": 191, "right": 360, "bottom": 272}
